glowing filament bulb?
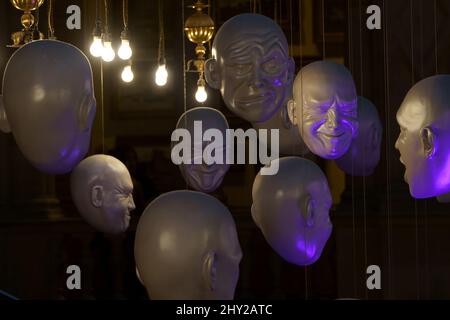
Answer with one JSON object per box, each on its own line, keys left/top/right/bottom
{"left": 89, "top": 36, "right": 103, "bottom": 57}
{"left": 155, "top": 64, "right": 168, "bottom": 87}
{"left": 121, "top": 65, "right": 134, "bottom": 83}
{"left": 102, "top": 41, "right": 115, "bottom": 62}
{"left": 118, "top": 39, "right": 133, "bottom": 60}
{"left": 195, "top": 84, "right": 207, "bottom": 103}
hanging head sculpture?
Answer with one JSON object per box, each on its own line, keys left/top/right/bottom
{"left": 173, "top": 107, "right": 230, "bottom": 193}
{"left": 251, "top": 157, "right": 333, "bottom": 266}
{"left": 395, "top": 75, "right": 450, "bottom": 199}
{"left": 0, "top": 40, "right": 96, "bottom": 174}
{"left": 287, "top": 61, "right": 359, "bottom": 159}
{"left": 205, "top": 13, "right": 295, "bottom": 123}
{"left": 336, "top": 96, "right": 383, "bottom": 176}
{"left": 204, "top": 13, "right": 309, "bottom": 155}
{"left": 134, "top": 190, "right": 242, "bottom": 300}
{"left": 71, "top": 155, "right": 136, "bottom": 234}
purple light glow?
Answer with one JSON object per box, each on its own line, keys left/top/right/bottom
{"left": 296, "top": 238, "right": 316, "bottom": 259}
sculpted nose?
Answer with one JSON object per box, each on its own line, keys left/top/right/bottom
{"left": 394, "top": 135, "right": 400, "bottom": 150}
{"left": 325, "top": 106, "right": 338, "bottom": 129}
{"left": 250, "top": 63, "right": 264, "bottom": 89}
{"left": 129, "top": 196, "right": 136, "bottom": 211}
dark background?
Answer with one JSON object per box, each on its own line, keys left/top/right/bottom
{"left": 1, "top": 0, "right": 450, "bottom": 300}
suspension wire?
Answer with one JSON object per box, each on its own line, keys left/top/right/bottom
{"left": 48, "top": 0, "right": 55, "bottom": 39}
{"left": 322, "top": 0, "right": 326, "bottom": 59}
{"left": 382, "top": 0, "right": 393, "bottom": 299}
{"left": 158, "top": 0, "right": 165, "bottom": 64}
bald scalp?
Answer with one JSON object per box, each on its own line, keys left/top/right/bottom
{"left": 398, "top": 75, "right": 450, "bottom": 129}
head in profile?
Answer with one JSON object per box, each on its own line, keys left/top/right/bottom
{"left": 205, "top": 14, "right": 295, "bottom": 124}
{"left": 252, "top": 157, "right": 333, "bottom": 266}
{"left": 336, "top": 96, "right": 382, "bottom": 176}
{"left": 70, "top": 155, "right": 135, "bottom": 234}
{"left": 288, "top": 61, "right": 358, "bottom": 159}
{"left": 173, "top": 107, "right": 230, "bottom": 193}
{"left": 134, "top": 190, "right": 242, "bottom": 300}
{"left": 0, "top": 40, "right": 96, "bottom": 174}
{"left": 395, "top": 75, "right": 450, "bottom": 198}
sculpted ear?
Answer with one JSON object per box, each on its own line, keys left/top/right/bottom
{"left": 287, "top": 99, "right": 298, "bottom": 126}
{"left": 91, "top": 185, "right": 104, "bottom": 207}
{"left": 0, "top": 95, "right": 11, "bottom": 133}
{"left": 78, "top": 93, "right": 96, "bottom": 132}
{"left": 421, "top": 126, "right": 435, "bottom": 158}
{"left": 204, "top": 58, "right": 221, "bottom": 90}
{"left": 202, "top": 251, "right": 217, "bottom": 292}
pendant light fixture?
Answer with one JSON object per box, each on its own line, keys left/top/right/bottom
{"left": 8, "top": 0, "right": 45, "bottom": 47}
{"left": 155, "top": 0, "right": 168, "bottom": 87}
{"left": 101, "top": 0, "right": 115, "bottom": 62}
{"left": 184, "top": 0, "right": 215, "bottom": 103}
{"left": 118, "top": 0, "right": 132, "bottom": 60}
{"left": 89, "top": 0, "right": 104, "bottom": 57}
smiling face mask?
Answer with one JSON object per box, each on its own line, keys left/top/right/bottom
{"left": 288, "top": 61, "right": 358, "bottom": 159}
{"left": 205, "top": 14, "right": 295, "bottom": 124}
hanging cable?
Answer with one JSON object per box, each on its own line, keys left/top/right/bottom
{"left": 297, "top": 0, "right": 308, "bottom": 300}
{"left": 409, "top": 0, "right": 420, "bottom": 300}
{"left": 358, "top": 0, "right": 369, "bottom": 300}
{"left": 123, "top": 0, "right": 128, "bottom": 30}
{"left": 347, "top": 0, "right": 357, "bottom": 299}
{"left": 158, "top": 0, "right": 165, "bottom": 65}
{"left": 434, "top": 0, "right": 438, "bottom": 74}
{"left": 382, "top": 0, "right": 393, "bottom": 298}
{"left": 48, "top": 0, "right": 56, "bottom": 39}
{"left": 322, "top": 0, "right": 326, "bottom": 60}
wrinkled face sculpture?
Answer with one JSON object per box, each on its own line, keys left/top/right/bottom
{"left": 205, "top": 14, "right": 295, "bottom": 124}
{"left": 336, "top": 96, "right": 382, "bottom": 176}
{"left": 0, "top": 40, "right": 96, "bottom": 174}
{"left": 71, "top": 155, "right": 136, "bottom": 234}
{"left": 251, "top": 157, "right": 333, "bottom": 266}
{"left": 288, "top": 61, "right": 358, "bottom": 159}
{"left": 174, "top": 107, "right": 230, "bottom": 193}
{"left": 395, "top": 75, "right": 450, "bottom": 199}
{"left": 134, "top": 190, "right": 242, "bottom": 300}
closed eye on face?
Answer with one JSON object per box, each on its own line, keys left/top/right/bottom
{"left": 230, "top": 63, "right": 253, "bottom": 76}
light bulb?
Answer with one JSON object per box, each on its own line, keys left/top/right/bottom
{"left": 195, "top": 84, "right": 208, "bottom": 103}
{"left": 102, "top": 41, "right": 115, "bottom": 62}
{"left": 118, "top": 39, "right": 132, "bottom": 60}
{"left": 121, "top": 65, "right": 134, "bottom": 83}
{"left": 89, "top": 36, "right": 103, "bottom": 57}
{"left": 155, "top": 64, "right": 168, "bottom": 87}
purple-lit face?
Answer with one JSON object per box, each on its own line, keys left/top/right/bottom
{"left": 291, "top": 61, "right": 358, "bottom": 159}
{"left": 208, "top": 14, "right": 294, "bottom": 124}
{"left": 252, "top": 157, "right": 333, "bottom": 266}
{"left": 395, "top": 75, "right": 450, "bottom": 198}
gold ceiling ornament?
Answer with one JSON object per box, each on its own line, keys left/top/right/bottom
{"left": 184, "top": 0, "right": 215, "bottom": 103}
{"left": 8, "top": 0, "right": 45, "bottom": 47}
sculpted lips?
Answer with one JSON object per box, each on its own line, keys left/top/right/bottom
{"left": 235, "top": 92, "right": 274, "bottom": 107}
{"left": 318, "top": 131, "right": 345, "bottom": 139}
